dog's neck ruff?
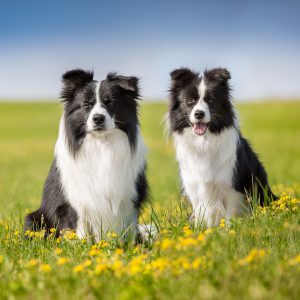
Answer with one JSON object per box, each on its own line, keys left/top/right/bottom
{"left": 55, "top": 115, "right": 147, "bottom": 240}
{"left": 173, "top": 126, "right": 245, "bottom": 226}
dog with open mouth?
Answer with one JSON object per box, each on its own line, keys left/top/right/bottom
{"left": 167, "top": 67, "right": 276, "bottom": 227}
{"left": 24, "top": 69, "right": 148, "bottom": 241}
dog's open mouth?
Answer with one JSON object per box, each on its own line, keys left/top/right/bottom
{"left": 193, "top": 122, "right": 209, "bottom": 135}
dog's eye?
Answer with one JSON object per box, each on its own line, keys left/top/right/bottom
{"left": 187, "top": 98, "right": 196, "bottom": 105}
{"left": 84, "top": 102, "right": 94, "bottom": 109}
{"left": 103, "top": 98, "right": 112, "bottom": 105}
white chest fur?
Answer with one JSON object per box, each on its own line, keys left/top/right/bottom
{"left": 173, "top": 127, "right": 246, "bottom": 226}
{"left": 55, "top": 117, "right": 146, "bottom": 240}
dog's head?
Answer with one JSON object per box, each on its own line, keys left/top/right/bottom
{"left": 168, "top": 67, "right": 235, "bottom": 135}
{"left": 61, "top": 69, "right": 140, "bottom": 152}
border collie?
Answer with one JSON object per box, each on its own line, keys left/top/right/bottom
{"left": 25, "top": 69, "right": 148, "bottom": 241}
{"left": 168, "top": 67, "right": 276, "bottom": 227}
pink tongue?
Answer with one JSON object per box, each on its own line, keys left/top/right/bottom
{"left": 193, "top": 123, "right": 207, "bottom": 135}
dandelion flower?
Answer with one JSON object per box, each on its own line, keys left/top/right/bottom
{"left": 26, "top": 259, "right": 39, "bottom": 268}
{"left": 239, "top": 248, "right": 267, "bottom": 266}
{"left": 40, "top": 264, "right": 51, "bottom": 273}
{"left": 73, "top": 264, "right": 85, "bottom": 273}
{"left": 114, "top": 248, "right": 123, "bottom": 256}
{"left": 159, "top": 238, "right": 174, "bottom": 250}
{"left": 183, "top": 225, "right": 193, "bottom": 236}
{"left": 89, "top": 249, "right": 101, "bottom": 256}
{"left": 95, "top": 264, "right": 107, "bottom": 275}
{"left": 288, "top": 255, "right": 300, "bottom": 266}
{"left": 54, "top": 248, "right": 63, "bottom": 255}
{"left": 56, "top": 257, "right": 70, "bottom": 266}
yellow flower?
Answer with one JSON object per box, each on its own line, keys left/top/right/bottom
{"left": 127, "top": 256, "right": 146, "bottom": 275}
{"left": 63, "top": 230, "right": 78, "bottom": 240}
{"left": 83, "top": 259, "right": 92, "bottom": 267}
{"left": 291, "top": 199, "right": 298, "bottom": 205}
{"left": 204, "top": 228, "right": 213, "bottom": 235}
{"left": 95, "top": 264, "right": 107, "bottom": 275}
{"left": 180, "top": 259, "right": 191, "bottom": 270}
{"left": 197, "top": 233, "right": 206, "bottom": 242}
{"left": 40, "top": 264, "right": 51, "bottom": 273}
{"left": 111, "top": 259, "right": 123, "bottom": 271}
{"left": 54, "top": 248, "right": 63, "bottom": 255}
{"left": 219, "top": 218, "right": 226, "bottom": 228}
{"left": 73, "top": 259, "right": 92, "bottom": 273}
{"left": 192, "top": 257, "right": 204, "bottom": 269}
{"left": 14, "top": 230, "right": 20, "bottom": 236}
{"left": 177, "top": 237, "right": 198, "bottom": 249}
{"left": 279, "top": 203, "right": 286, "bottom": 210}
{"left": 0, "top": 255, "right": 3, "bottom": 264}
{"left": 159, "top": 238, "right": 174, "bottom": 250}
{"left": 132, "top": 246, "right": 140, "bottom": 254}
{"left": 160, "top": 229, "right": 169, "bottom": 235}
{"left": 150, "top": 257, "right": 169, "bottom": 272}
{"left": 115, "top": 248, "right": 123, "bottom": 256}
{"left": 73, "top": 264, "right": 85, "bottom": 273}
{"left": 107, "top": 231, "right": 118, "bottom": 238}
{"left": 56, "top": 257, "right": 70, "bottom": 266}
{"left": 288, "top": 255, "right": 300, "bottom": 266}
{"left": 33, "top": 230, "right": 46, "bottom": 239}
{"left": 239, "top": 248, "right": 267, "bottom": 266}
{"left": 97, "top": 240, "right": 109, "bottom": 249}
{"left": 183, "top": 225, "right": 193, "bottom": 236}
{"left": 50, "top": 228, "right": 57, "bottom": 234}
{"left": 26, "top": 259, "right": 39, "bottom": 268}
{"left": 25, "top": 230, "right": 34, "bottom": 238}
{"left": 89, "top": 249, "right": 101, "bottom": 256}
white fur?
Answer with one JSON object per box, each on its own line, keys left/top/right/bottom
{"left": 55, "top": 116, "right": 147, "bottom": 241}
{"left": 190, "top": 79, "right": 211, "bottom": 124}
{"left": 173, "top": 126, "right": 248, "bottom": 227}
{"left": 86, "top": 82, "right": 115, "bottom": 131}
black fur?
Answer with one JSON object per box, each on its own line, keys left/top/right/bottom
{"left": 24, "top": 160, "right": 78, "bottom": 235}
{"left": 169, "top": 67, "right": 276, "bottom": 205}
{"left": 134, "top": 165, "right": 149, "bottom": 210}
{"left": 24, "top": 69, "right": 148, "bottom": 236}
{"left": 234, "top": 136, "right": 277, "bottom": 204}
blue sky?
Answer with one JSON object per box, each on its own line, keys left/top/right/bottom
{"left": 0, "top": 0, "right": 299, "bottom": 100}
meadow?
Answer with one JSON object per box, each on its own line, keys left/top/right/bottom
{"left": 0, "top": 101, "right": 299, "bottom": 299}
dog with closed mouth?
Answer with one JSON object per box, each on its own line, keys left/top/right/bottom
{"left": 167, "top": 67, "right": 276, "bottom": 227}
{"left": 24, "top": 69, "right": 148, "bottom": 241}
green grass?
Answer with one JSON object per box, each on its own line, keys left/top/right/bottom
{"left": 0, "top": 101, "right": 300, "bottom": 299}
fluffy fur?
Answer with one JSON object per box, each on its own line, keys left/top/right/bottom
{"left": 25, "top": 69, "right": 148, "bottom": 241}
{"left": 168, "top": 67, "right": 276, "bottom": 227}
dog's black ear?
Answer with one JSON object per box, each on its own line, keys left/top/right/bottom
{"left": 61, "top": 69, "right": 94, "bottom": 101}
{"left": 204, "top": 68, "right": 231, "bottom": 84}
{"left": 107, "top": 73, "right": 139, "bottom": 94}
{"left": 170, "top": 68, "right": 198, "bottom": 85}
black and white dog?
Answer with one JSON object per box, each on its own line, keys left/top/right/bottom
{"left": 168, "top": 67, "right": 276, "bottom": 227}
{"left": 25, "top": 69, "right": 148, "bottom": 241}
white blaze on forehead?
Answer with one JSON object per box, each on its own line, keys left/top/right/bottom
{"left": 190, "top": 77, "right": 210, "bottom": 124}
{"left": 86, "top": 82, "right": 115, "bottom": 131}
{"left": 199, "top": 77, "right": 207, "bottom": 101}
{"left": 95, "top": 81, "right": 101, "bottom": 104}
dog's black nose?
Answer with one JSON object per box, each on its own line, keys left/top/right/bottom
{"left": 93, "top": 114, "right": 106, "bottom": 125}
{"left": 194, "top": 110, "right": 205, "bottom": 120}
